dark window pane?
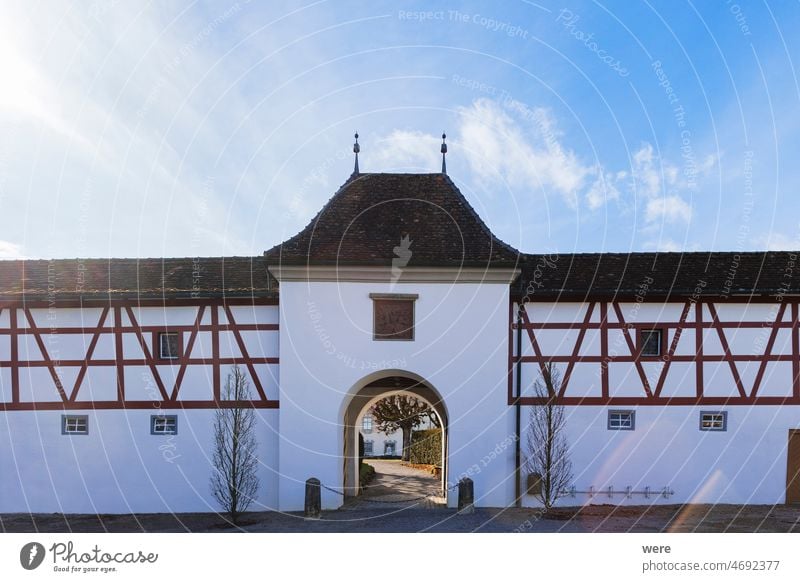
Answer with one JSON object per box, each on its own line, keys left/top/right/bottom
{"left": 608, "top": 411, "right": 635, "bottom": 430}
{"left": 159, "top": 332, "right": 180, "bottom": 359}
{"left": 640, "top": 330, "right": 662, "bottom": 356}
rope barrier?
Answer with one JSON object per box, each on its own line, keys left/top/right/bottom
{"left": 319, "top": 481, "right": 457, "bottom": 504}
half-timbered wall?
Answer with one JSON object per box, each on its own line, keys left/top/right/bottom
{"left": 512, "top": 300, "right": 798, "bottom": 405}
{"left": 0, "top": 300, "right": 280, "bottom": 513}
{"left": 512, "top": 300, "right": 800, "bottom": 505}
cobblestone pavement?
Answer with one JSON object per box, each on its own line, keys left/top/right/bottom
{"left": 5, "top": 503, "right": 800, "bottom": 533}
{"left": 340, "top": 459, "right": 446, "bottom": 510}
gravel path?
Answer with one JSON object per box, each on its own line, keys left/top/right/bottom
{"left": 341, "top": 459, "right": 445, "bottom": 510}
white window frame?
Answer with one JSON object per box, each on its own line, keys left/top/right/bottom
{"left": 362, "top": 415, "right": 373, "bottom": 433}
{"left": 699, "top": 411, "right": 727, "bottom": 432}
{"left": 608, "top": 410, "right": 635, "bottom": 431}
{"left": 62, "top": 415, "right": 88, "bottom": 435}
{"left": 151, "top": 415, "right": 178, "bottom": 435}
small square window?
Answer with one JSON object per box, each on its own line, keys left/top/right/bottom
{"left": 158, "top": 332, "right": 180, "bottom": 360}
{"left": 384, "top": 441, "right": 397, "bottom": 456}
{"left": 362, "top": 415, "right": 373, "bottom": 433}
{"left": 608, "top": 410, "right": 635, "bottom": 431}
{"left": 700, "top": 411, "right": 727, "bottom": 432}
{"left": 62, "top": 415, "right": 88, "bottom": 435}
{"left": 363, "top": 440, "right": 374, "bottom": 456}
{"left": 151, "top": 415, "right": 178, "bottom": 435}
{"left": 640, "top": 329, "right": 663, "bottom": 356}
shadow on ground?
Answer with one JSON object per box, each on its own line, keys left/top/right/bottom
{"left": 3, "top": 504, "right": 800, "bottom": 533}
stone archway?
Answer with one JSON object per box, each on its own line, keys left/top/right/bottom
{"left": 341, "top": 372, "right": 448, "bottom": 502}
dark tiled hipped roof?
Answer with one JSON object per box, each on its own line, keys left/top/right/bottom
{"left": 0, "top": 174, "right": 797, "bottom": 301}
{"left": 514, "top": 251, "right": 800, "bottom": 299}
{"left": 0, "top": 256, "right": 276, "bottom": 301}
{"left": 264, "top": 173, "right": 521, "bottom": 268}
{"left": 2, "top": 251, "right": 796, "bottom": 301}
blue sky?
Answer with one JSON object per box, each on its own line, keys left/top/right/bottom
{"left": 1, "top": 0, "right": 799, "bottom": 259}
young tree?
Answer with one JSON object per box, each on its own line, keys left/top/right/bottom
{"left": 524, "top": 363, "right": 573, "bottom": 511}
{"left": 371, "top": 395, "right": 433, "bottom": 461}
{"left": 210, "top": 365, "right": 259, "bottom": 525}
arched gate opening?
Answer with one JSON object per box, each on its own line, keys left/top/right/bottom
{"left": 342, "top": 373, "right": 448, "bottom": 506}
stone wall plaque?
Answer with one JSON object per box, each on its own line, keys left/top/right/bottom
{"left": 371, "top": 294, "right": 417, "bottom": 340}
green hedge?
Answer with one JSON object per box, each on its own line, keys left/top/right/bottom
{"left": 409, "top": 429, "right": 442, "bottom": 466}
{"left": 359, "top": 462, "right": 376, "bottom": 487}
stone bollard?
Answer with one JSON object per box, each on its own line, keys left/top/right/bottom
{"left": 457, "top": 477, "right": 474, "bottom": 515}
{"left": 304, "top": 478, "right": 321, "bottom": 519}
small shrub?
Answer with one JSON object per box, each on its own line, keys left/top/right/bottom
{"left": 359, "top": 462, "right": 376, "bottom": 488}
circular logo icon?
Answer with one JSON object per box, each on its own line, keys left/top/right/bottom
{"left": 20, "top": 542, "right": 45, "bottom": 570}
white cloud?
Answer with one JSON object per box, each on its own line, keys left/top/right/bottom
{"left": 449, "top": 100, "right": 702, "bottom": 233}
{"left": 753, "top": 232, "right": 800, "bottom": 251}
{"left": 645, "top": 195, "right": 692, "bottom": 224}
{"left": 0, "top": 240, "right": 23, "bottom": 258}
{"left": 631, "top": 143, "right": 661, "bottom": 198}
{"left": 644, "top": 238, "right": 683, "bottom": 252}
{"left": 0, "top": 2, "right": 261, "bottom": 258}
{"left": 698, "top": 153, "right": 718, "bottom": 174}
{"left": 456, "top": 98, "right": 592, "bottom": 207}
{"left": 585, "top": 169, "right": 621, "bottom": 210}
{"left": 371, "top": 130, "right": 441, "bottom": 172}
{"left": 623, "top": 143, "right": 698, "bottom": 250}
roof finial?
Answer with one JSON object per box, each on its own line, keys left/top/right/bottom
{"left": 440, "top": 132, "right": 447, "bottom": 174}
{"left": 353, "top": 132, "right": 360, "bottom": 175}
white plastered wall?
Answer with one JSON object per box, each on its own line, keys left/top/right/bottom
{"left": 276, "top": 280, "right": 516, "bottom": 511}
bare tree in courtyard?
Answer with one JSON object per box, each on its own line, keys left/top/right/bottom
{"left": 371, "top": 395, "right": 433, "bottom": 461}
{"left": 524, "top": 363, "right": 573, "bottom": 511}
{"left": 210, "top": 365, "right": 259, "bottom": 524}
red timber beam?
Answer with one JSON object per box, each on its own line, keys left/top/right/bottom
{"left": 517, "top": 395, "right": 800, "bottom": 406}
{"left": 558, "top": 302, "right": 595, "bottom": 398}
{"left": 706, "top": 303, "right": 747, "bottom": 398}
{"left": 23, "top": 308, "right": 69, "bottom": 402}
{"left": 695, "top": 300, "right": 704, "bottom": 398}
{"left": 600, "top": 302, "right": 609, "bottom": 399}
{"left": 0, "top": 400, "right": 278, "bottom": 411}
{"left": 0, "top": 297, "right": 278, "bottom": 309}
{"left": 124, "top": 306, "right": 170, "bottom": 401}
{"left": 223, "top": 305, "right": 268, "bottom": 401}
{"left": 0, "top": 323, "right": 278, "bottom": 335}
{"left": 114, "top": 306, "right": 124, "bottom": 401}
{"left": 507, "top": 300, "right": 514, "bottom": 403}
{"left": 169, "top": 306, "right": 205, "bottom": 401}
{"left": 794, "top": 302, "right": 800, "bottom": 400}
{"left": 518, "top": 306, "right": 550, "bottom": 394}
{"left": 9, "top": 307, "right": 19, "bottom": 403}
{"left": 0, "top": 300, "right": 279, "bottom": 411}
{"left": 749, "top": 302, "right": 787, "bottom": 399}
{"left": 69, "top": 307, "right": 110, "bottom": 401}
{"left": 611, "top": 303, "right": 652, "bottom": 398}
{"left": 653, "top": 302, "right": 691, "bottom": 398}
{"left": 513, "top": 299, "right": 800, "bottom": 406}
{"left": 212, "top": 305, "right": 221, "bottom": 400}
